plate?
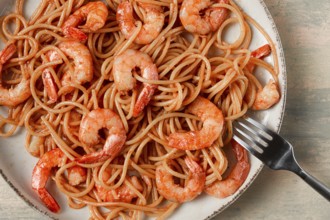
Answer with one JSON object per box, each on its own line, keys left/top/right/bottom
{"left": 0, "top": 0, "right": 287, "bottom": 219}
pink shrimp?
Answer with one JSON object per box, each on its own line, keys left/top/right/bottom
{"left": 244, "top": 44, "right": 280, "bottom": 110}
{"left": 246, "top": 44, "right": 271, "bottom": 73}
{"left": 168, "top": 96, "right": 224, "bottom": 150}
{"left": 180, "top": 0, "right": 230, "bottom": 35}
{"left": 58, "top": 41, "right": 93, "bottom": 94}
{"left": 42, "top": 51, "right": 62, "bottom": 103}
{"left": 252, "top": 80, "right": 280, "bottom": 110}
{"left": 116, "top": 1, "right": 165, "bottom": 44}
{"left": 0, "top": 43, "right": 31, "bottom": 106}
{"left": 112, "top": 49, "right": 158, "bottom": 117}
{"left": 32, "top": 148, "right": 87, "bottom": 213}
{"left": 41, "top": 41, "right": 93, "bottom": 101}
{"left": 155, "top": 157, "right": 206, "bottom": 203}
{"left": 0, "top": 43, "right": 16, "bottom": 74}
{"left": 76, "top": 108, "right": 127, "bottom": 164}
{"left": 67, "top": 165, "right": 87, "bottom": 186}
{"left": 62, "top": 1, "right": 108, "bottom": 41}
{"left": 204, "top": 140, "right": 250, "bottom": 198}
{"left": 96, "top": 168, "right": 143, "bottom": 203}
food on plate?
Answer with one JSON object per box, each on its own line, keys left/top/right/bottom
{"left": 0, "top": 0, "right": 280, "bottom": 219}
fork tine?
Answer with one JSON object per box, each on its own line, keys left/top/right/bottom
{"left": 235, "top": 118, "right": 271, "bottom": 145}
{"left": 244, "top": 117, "right": 275, "bottom": 136}
{"left": 234, "top": 125, "right": 265, "bottom": 151}
{"left": 235, "top": 118, "right": 330, "bottom": 202}
{"left": 233, "top": 134, "right": 263, "bottom": 158}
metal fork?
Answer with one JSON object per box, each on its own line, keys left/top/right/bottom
{"left": 233, "top": 116, "right": 330, "bottom": 201}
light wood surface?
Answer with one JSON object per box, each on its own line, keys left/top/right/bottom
{"left": 1, "top": 0, "right": 329, "bottom": 219}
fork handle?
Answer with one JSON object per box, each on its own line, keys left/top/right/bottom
{"left": 296, "top": 169, "right": 330, "bottom": 201}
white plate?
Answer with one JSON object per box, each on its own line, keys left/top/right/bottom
{"left": 0, "top": 0, "right": 287, "bottom": 219}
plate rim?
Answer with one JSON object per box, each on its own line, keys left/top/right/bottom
{"left": 0, "top": 0, "right": 287, "bottom": 219}
{"left": 205, "top": 0, "right": 287, "bottom": 218}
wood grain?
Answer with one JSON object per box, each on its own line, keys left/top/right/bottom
{"left": 1, "top": 0, "right": 330, "bottom": 219}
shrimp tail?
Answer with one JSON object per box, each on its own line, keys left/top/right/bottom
{"left": 42, "top": 69, "right": 58, "bottom": 103}
{"left": 77, "top": 133, "right": 126, "bottom": 164}
{"left": 0, "top": 43, "right": 16, "bottom": 65}
{"left": 251, "top": 44, "right": 271, "bottom": 58}
{"left": 35, "top": 188, "right": 61, "bottom": 213}
{"left": 0, "top": 43, "right": 17, "bottom": 84}
{"left": 133, "top": 84, "right": 157, "bottom": 117}
{"left": 65, "top": 26, "right": 88, "bottom": 42}
{"left": 246, "top": 44, "right": 271, "bottom": 73}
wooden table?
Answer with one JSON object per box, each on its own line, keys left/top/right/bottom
{"left": 1, "top": 0, "right": 329, "bottom": 219}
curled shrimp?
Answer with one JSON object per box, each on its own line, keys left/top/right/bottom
{"left": 62, "top": 1, "right": 108, "bottom": 41}
{"left": 204, "top": 140, "right": 250, "bottom": 198}
{"left": 58, "top": 41, "right": 93, "bottom": 93}
{"left": 112, "top": 49, "right": 158, "bottom": 117}
{"left": 76, "top": 108, "right": 127, "bottom": 164}
{"left": 168, "top": 96, "right": 224, "bottom": 150}
{"left": 0, "top": 43, "right": 31, "bottom": 106}
{"left": 96, "top": 168, "right": 143, "bottom": 203}
{"left": 252, "top": 80, "right": 280, "bottom": 110}
{"left": 180, "top": 0, "right": 230, "bottom": 35}
{"left": 41, "top": 41, "right": 93, "bottom": 100}
{"left": 243, "top": 44, "right": 280, "bottom": 110}
{"left": 155, "top": 157, "right": 206, "bottom": 203}
{"left": 116, "top": 1, "right": 165, "bottom": 44}
{"left": 32, "top": 148, "right": 87, "bottom": 212}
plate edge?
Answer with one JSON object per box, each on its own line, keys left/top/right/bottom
{"left": 0, "top": 169, "right": 58, "bottom": 220}
{"left": 0, "top": 0, "right": 288, "bottom": 219}
{"left": 204, "top": 0, "right": 288, "bottom": 218}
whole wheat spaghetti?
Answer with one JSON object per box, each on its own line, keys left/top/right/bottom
{"left": 0, "top": 0, "right": 280, "bottom": 219}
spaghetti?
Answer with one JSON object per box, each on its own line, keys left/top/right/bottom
{"left": 0, "top": 0, "right": 280, "bottom": 219}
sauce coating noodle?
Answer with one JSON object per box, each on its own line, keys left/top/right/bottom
{"left": 0, "top": 0, "right": 280, "bottom": 219}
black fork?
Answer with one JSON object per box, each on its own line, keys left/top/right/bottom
{"left": 233, "top": 116, "right": 330, "bottom": 201}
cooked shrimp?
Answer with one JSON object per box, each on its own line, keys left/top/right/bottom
{"left": 204, "top": 140, "right": 250, "bottom": 198}
{"left": 0, "top": 43, "right": 16, "bottom": 74}
{"left": 59, "top": 41, "right": 93, "bottom": 94}
{"left": 246, "top": 44, "right": 271, "bottom": 73}
{"left": 155, "top": 157, "right": 206, "bottom": 203}
{"left": 62, "top": 1, "right": 108, "bottom": 41}
{"left": 76, "top": 109, "right": 127, "bottom": 164}
{"left": 244, "top": 44, "right": 279, "bottom": 109}
{"left": 252, "top": 80, "right": 280, "bottom": 110}
{"left": 32, "top": 148, "right": 87, "bottom": 213}
{"left": 0, "top": 43, "right": 31, "bottom": 106}
{"left": 251, "top": 44, "right": 271, "bottom": 59}
{"left": 180, "top": 0, "right": 230, "bottom": 35}
{"left": 41, "top": 41, "right": 93, "bottom": 99}
{"left": 96, "top": 168, "right": 143, "bottom": 203}
{"left": 113, "top": 49, "right": 158, "bottom": 117}
{"left": 168, "top": 96, "right": 224, "bottom": 150}
{"left": 26, "top": 136, "right": 45, "bottom": 157}
{"left": 116, "top": 1, "right": 165, "bottom": 44}
{"left": 42, "top": 51, "right": 61, "bottom": 103}
{"left": 67, "top": 165, "right": 87, "bottom": 186}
